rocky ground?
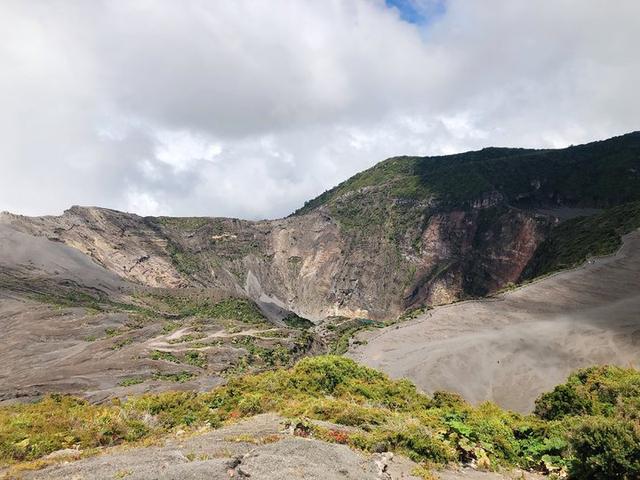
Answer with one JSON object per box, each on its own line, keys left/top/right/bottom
{"left": 349, "top": 230, "right": 640, "bottom": 412}
{"left": 2, "top": 414, "right": 545, "bottom": 480}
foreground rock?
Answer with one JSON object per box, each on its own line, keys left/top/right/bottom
{"left": 349, "top": 230, "right": 640, "bottom": 412}
{"left": 14, "top": 414, "right": 406, "bottom": 480}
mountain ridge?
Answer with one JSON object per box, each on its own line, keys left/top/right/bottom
{"left": 2, "top": 131, "right": 640, "bottom": 321}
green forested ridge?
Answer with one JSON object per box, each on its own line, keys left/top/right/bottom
{"left": 294, "top": 131, "right": 640, "bottom": 217}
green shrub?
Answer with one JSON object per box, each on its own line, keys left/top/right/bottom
{"left": 125, "top": 391, "right": 220, "bottom": 429}
{"left": 535, "top": 383, "right": 594, "bottom": 420}
{"left": 282, "top": 314, "right": 314, "bottom": 329}
{"left": 152, "top": 371, "right": 195, "bottom": 383}
{"left": 288, "top": 356, "right": 387, "bottom": 396}
{"left": 184, "top": 351, "right": 207, "bottom": 368}
{"left": 119, "top": 377, "right": 144, "bottom": 387}
{"left": 151, "top": 350, "right": 180, "bottom": 363}
{"left": 535, "top": 366, "right": 640, "bottom": 420}
{"left": 568, "top": 417, "right": 640, "bottom": 479}
{"left": 429, "top": 391, "right": 468, "bottom": 409}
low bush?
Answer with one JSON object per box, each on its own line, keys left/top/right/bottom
{"left": 534, "top": 365, "right": 640, "bottom": 420}
{"left": 568, "top": 416, "right": 640, "bottom": 479}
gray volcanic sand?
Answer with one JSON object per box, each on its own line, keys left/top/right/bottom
{"left": 349, "top": 230, "right": 640, "bottom": 413}
{"left": 0, "top": 223, "right": 126, "bottom": 292}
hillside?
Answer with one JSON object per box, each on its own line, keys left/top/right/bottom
{"left": 295, "top": 131, "right": 640, "bottom": 215}
{"left": 1, "top": 357, "right": 638, "bottom": 479}
{"left": 521, "top": 201, "right": 640, "bottom": 279}
{"left": 1, "top": 132, "right": 640, "bottom": 479}
{"left": 3, "top": 132, "right": 640, "bottom": 324}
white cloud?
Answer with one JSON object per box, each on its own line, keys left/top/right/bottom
{"left": 0, "top": 0, "right": 638, "bottom": 218}
{"left": 154, "top": 130, "right": 222, "bottom": 172}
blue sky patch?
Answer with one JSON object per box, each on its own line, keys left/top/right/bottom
{"left": 385, "top": 0, "right": 446, "bottom": 26}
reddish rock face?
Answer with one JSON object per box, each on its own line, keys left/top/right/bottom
{"left": 402, "top": 207, "right": 549, "bottom": 310}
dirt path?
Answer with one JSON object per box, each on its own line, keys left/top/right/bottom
{"left": 349, "top": 230, "right": 640, "bottom": 412}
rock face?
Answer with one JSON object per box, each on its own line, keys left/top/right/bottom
{"left": 0, "top": 204, "right": 550, "bottom": 322}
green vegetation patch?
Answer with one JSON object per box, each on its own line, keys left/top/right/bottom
{"left": 533, "top": 365, "right": 640, "bottom": 478}
{"left": 29, "top": 290, "right": 104, "bottom": 311}
{"left": 152, "top": 371, "right": 195, "bottom": 383}
{"left": 183, "top": 351, "right": 207, "bottom": 369}
{"left": 151, "top": 349, "right": 207, "bottom": 369}
{"left": 534, "top": 365, "right": 640, "bottom": 421}
{"left": 150, "top": 350, "right": 180, "bottom": 363}
{"left": 522, "top": 201, "right": 640, "bottom": 279}
{"left": 282, "top": 313, "right": 314, "bottom": 329}
{"left": 162, "top": 321, "right": 181, "bottom": 333}
{"left": 325, "top": 318, "right": 385, "bottom": 355}
{"left": 143, "top": 295, "right": 268, "bottom": 325}
{"left": 204, "top": 298, "right": 267, "bottom": 323}
{"left": 167, "top": 332, "right": 206, "bottom": 344}
{"left": 1, "top": 359, "right": 638, "bottom": 479}
{"left": 155, "top": 217, "right": 211, "bottom": 232}
{"left": 166, "top": 242, "right": 201, "bottom": 276}
{"left": 119, "top": 378, "right": 144, "bottom": 387}
{"left": 228, "top": 337, "right": 295, "bottom": 370}
{"left": 111, "top": 338, "right": 133, "bottom": 350}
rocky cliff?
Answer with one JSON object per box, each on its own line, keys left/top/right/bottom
{"left": 3, "top": 131, "right": 639, "bottom": 321}
{"left": 0, "top": 202, "right": 549, "bottom": 322}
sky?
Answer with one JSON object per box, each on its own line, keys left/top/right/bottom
{"left": 1, "top": 0, "right": 639, "bottom": 219}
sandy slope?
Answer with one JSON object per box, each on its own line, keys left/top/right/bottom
{"left": 349, "top": 230, "right": 640, "bottom": 412}
{"left": 0, "top": 223, "right": 127, "bottom": 293}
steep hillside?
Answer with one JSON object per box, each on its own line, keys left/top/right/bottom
{"left": 521, "top": 201, "right": 640, "bottom": 279}
{"left": 3, "top": 132, "right": 640, "bottom": 322}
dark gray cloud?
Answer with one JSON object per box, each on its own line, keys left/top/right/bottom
{"left": 1, "top": 0, "right": 638, "bottom": 218}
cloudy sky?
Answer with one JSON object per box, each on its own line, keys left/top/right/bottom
{"left": 1, "top": 0, "right": 639, "bottom": 219}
